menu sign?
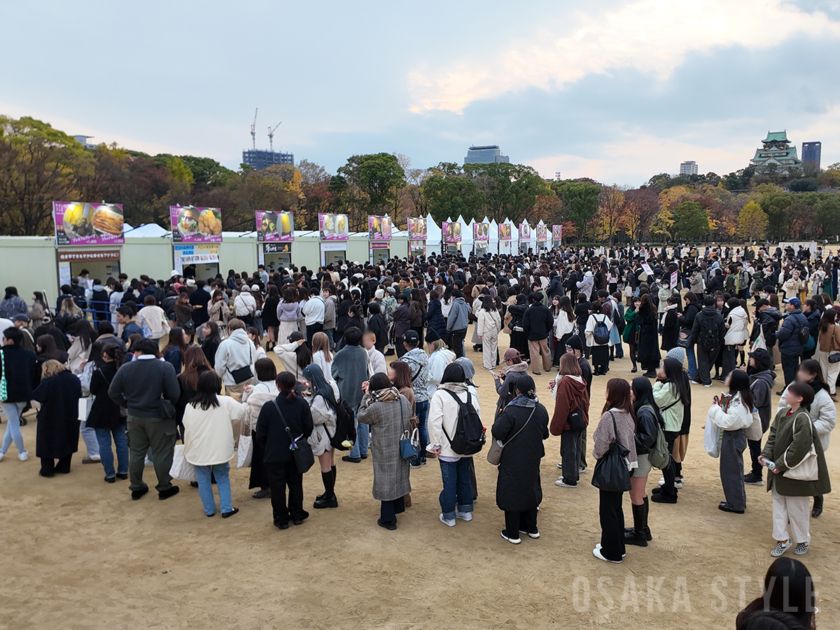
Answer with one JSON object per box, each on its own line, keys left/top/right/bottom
{"left": 442, "top": 221, "right": 462, "bottom": 243}
{"left": 473, "top": 222, "right": 490, "bottom": 243}
{"left": 368, "top": 215, "right": 392, "bottom": 241}
{"left": 499, "top": 224, "right": 512, "bottom": 241}
{"left": 407, "top": 217, "right": 427, "bottom": 240}
{"left": 256, "top": 210, "right": 294, "bottom": 242}
{"left": 54, "top": 201, "right": 125, "bottom": 246}
{"left": 319, "top": 213, "right": 349, "bottom": 241}
{"left": 552, "top": 225, "right": 562, "bottom": 242}
{"left": 536, "top": 225, "right": 548, "bottom": 242}
{"left": 171, "top": 206, "right": 223, "bottom": 243}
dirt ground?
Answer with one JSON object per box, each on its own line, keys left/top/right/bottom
{"left": 1, "top": 337, "right": 838, "bottom": 630}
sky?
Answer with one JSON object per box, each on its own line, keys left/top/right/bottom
{"left": 2, "top": 0, "right": 839, "bottom": 186}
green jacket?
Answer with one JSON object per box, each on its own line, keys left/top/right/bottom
{"left": 762, "top": 408, "right": 831, "bottom": 497}
{"left": 622, "top": 307, "right": 638, "bottom": 344}
{"left": 652, "top": 381, "right": 684, "bottom": 433}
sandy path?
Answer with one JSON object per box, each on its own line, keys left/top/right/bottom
{"left": 1, "top": 339, "right": 837, "bottom": 629}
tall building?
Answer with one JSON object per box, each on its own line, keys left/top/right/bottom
{"left": 802, "top": 142, "right": 822, "bottom": 171}
{"left": 680, "top": 161, "right": 698, "bottom": 176}
{"left": 242, "top": 149, "right": 295, "bottom": 171}
{"left": 464, "top": 145, "right": 509, "bottom": 165}
{"left": 750, "top": 131, "right": 802, "bottom": 174}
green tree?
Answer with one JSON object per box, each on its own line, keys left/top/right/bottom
{"left": 671, "top": 201, "right": 710, "bottom": 241}
{"left": 815, "top": 194, "right": 840, "bottom": 239}
{"left": 649, "top": 208, "right": 674, "bottom": 241}
{"left": 550, "top": 180, "right": 601, "bottom": 240}
{"left": 737, "top": 201, "right": 769, "bottom": 241}
{"left": 423, "top": 174, "right": 484, "bottom": 224}
{"left": 465, "top": 162, "right": 550, "bottom": 224}
{"left": 338, "top": 153, "right": 406, "bottom": 212}
{"left": 757, "top": 191, "right": 792, "bottom": 240}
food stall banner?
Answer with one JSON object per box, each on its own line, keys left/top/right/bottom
{"left": 256, "top": 211, "right": 294, "bottom": 242}
{"left": 407, "top": 218, "right": 427, "bottom": 240}
{"left": 473, "top": 222, "right": 490, "bottom": 243}
{"left": 536, "top": 225, "right": 548, "bottom": 242}
{"left": 368, "top": 215, "right": 392, "bottom": 241}
{"left": 519, "top": 222, "right": 531, "bottom": 241}
{"left": 54, "top": 201, "right": 125, "bottom": 245}
{"left": 552, "top": 225, "right": 562, "bottom": 242}
{"left": 170, "top": 206, "right": 223, "bottom": 243}
{"left": 319, "top": 213, "right": 349, "bottom": 241}
{"left": 174, "top": 243, "right": 220, "bottom": 264}
{"left": 441, "top": 221, "right": 462, "bottom": 243}
{"left": 498, "top": 224, "right": 512, "bottom": 241}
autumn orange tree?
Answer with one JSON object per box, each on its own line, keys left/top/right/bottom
{"left": 594, "top": 184, "right": 625, "bottom": 244}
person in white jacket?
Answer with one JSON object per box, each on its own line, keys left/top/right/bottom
{"left": 139, "top": 296, "right": 170, "bottom": 340}
{"left": 427, "top": 362, "right": 481, "bottom": 527}
{"left": 182, "top": 370, "right": 244, "bottom": 518}
{"left": 723, "top": 298, "right": 749, "bottom": 377}
{"left": 233, "top": 289, "right": 257, "bottom": 326}
{"left": 425, "top": 329, "right": 455, "bottom": 400}
{"left": 363, "top": 332, "right": 387, "bottom": 375}
{"left": 707, "top": 370, "right": 754, "bottom": 514}
{"left": 302, "top": 363, "right": 341, "bottom": 510}
{"left": 776, "top": 359, "right": 837, "bottom": 517}
{"left": 214, "top": 319, "right": 256, "bottom": 396}
{"left": 476, "top": 296, "right": 502, "bottom": 370}
{"left": 584, "top": 302, "right": 613, "bottom": 376}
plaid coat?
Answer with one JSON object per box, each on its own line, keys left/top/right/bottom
{"left": 357, "top": 391, "right": 412, "bottom": 501}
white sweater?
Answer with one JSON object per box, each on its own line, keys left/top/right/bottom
{"left": 477, "top": 310, "right": 502, "bottom": 337}
{"left": 183, "top": 396, "right": 243, "bottom": 466}
{"left": 426, "top": 348, "right": 455, "bottom": 399}
{"left": 428, "top": 385, "right": 482, "bottom": 458}
{"left": 708, "top": 393, "right": 753, "bottom": 432}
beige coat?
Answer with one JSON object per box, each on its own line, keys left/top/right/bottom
{"left": 427, "top": 383, "right": 481, "bottom": 458}
{"left": 183, "top": 396, "right": 244, "bottom": 466}
{"left": 139, "top": 305, "right": 171, "bottom": 340}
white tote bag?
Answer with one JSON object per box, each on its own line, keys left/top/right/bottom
{"left": 169, "top": 444, "right": 198, "bottom": 482}
{"left": 704, "top": 413, "right": 723, "bottom": 458}
{"left": 78, "top": 396, "right": 95, "bottom": 421}
{"left": 237, "top": 427, "right": 254, "bottom": 468}
{"left": 783, "top": 414, "right": 820, "bottom": 482}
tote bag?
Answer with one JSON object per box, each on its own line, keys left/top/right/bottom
{"left": 783, "top": 414, "right": 820, "bottom": 482}
{"left": 590, "top": 412, "right": 632, "bottom": 493}
{"left": 169, "top": 444, "right": 198, "bottom": 482}
{"left": 237, "top": 426, "right": 254, "bottom": 468}
{"left": 487, "top": 405, "right": 537, "bottom": 467}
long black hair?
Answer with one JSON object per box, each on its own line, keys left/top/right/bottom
{"left": 727, "top": 369, "right": 754, "bottom": 410}
{"left": 631, "top": 376, "right": 661, "bottom": 420}
{"left": 661, "top": 358, "right": 690, "bottom": 406}
{"left": 191, "top": 370, "right": 222, "bottom": 410}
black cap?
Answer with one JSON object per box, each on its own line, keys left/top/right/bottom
{"left": 425, "top": 328, "right": 441, "bottom": 343}
{"left": 402, "top": 330, "right": 419, "bottom": 345}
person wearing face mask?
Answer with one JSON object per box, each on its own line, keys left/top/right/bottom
{"left": 743, "top": 349, "right": 777, "bottom": 488}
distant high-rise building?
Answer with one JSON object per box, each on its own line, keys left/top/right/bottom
{"left": 802, "top": 142, "right": 822, "bottom": 171}
{"left": 464, "top": 145, "right": 509, "bottom": 165}
{"left": 242, "top": 149, "right": 295, "bottom": 171}
{"left": 555, "top": 171, "right": 562, "bottom": 181}
{"left": 750, "top": 131, "right": 802, "bottom": 174}
{"left": 73, "top": 135, "right": 94, "bottom": 148}
{"left": 680, "top": 161, "right": 699, "bottom": 176}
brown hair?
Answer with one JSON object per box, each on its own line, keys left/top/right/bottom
{"left": 558, "top": 353, "right": 581, "bottom": 377}
{"left": 602, "top": 378, "right": 634, "bottom": 417}
{"left": 179, "top": 346, "right": 211, "bottom": 391}
{"left": 389, "top": 360, "right": 413, "bottom": 391}
{"left": 227, "top": 318, "right": 245, "bottom": 332}
{"left": 312, "top": 331, "right": 332, "bottom": 362}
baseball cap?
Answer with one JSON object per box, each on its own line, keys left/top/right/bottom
{"left": 250, "top": 285, "right": 260, "bottom": 291}
{"left": 402, "top": 330, "right": 419, "bottom": 345}
{"left": 784, "top": 297, "right": 801, "bottom": 307}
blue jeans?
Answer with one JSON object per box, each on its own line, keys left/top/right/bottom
{"left": 80, "top": 420, "right": 100, "bottom": 459}
{"left": 415, "top": 400, "right": 430, "bottom": 461}
{"left": 324, "top": 328, "right": 335, "bottom": 351}
{"left": 0, "top": 402, "right": 27, "bottom": 456}
{"left": 686, "top": 346, "right": 697, "bottom": 380}
{"left": 349, "top": 408, "right": 369, "bottom": 458}
{"left": 95, "top": 426, "right": 128, "bottom": 478}
{"left": 195, "top": 463, "right": 232, "bottom": 516}
{"left": 439, "top": 458, "right": 474, "bottom": 520}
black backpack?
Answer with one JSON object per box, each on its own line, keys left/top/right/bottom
{"left": 797, "top": 320, "right": 811, "bottom": 345}
{"left": 325, "top": 398, "right": 357, "bottom": 451}
{"left": 699, "top": 314, "right": 719, "bottom": 352}
{"left": 592, "top": 315, "right": 610, "bottom": 345}
{"left": 442, "top": 390, "right": 486, "bottom": 455}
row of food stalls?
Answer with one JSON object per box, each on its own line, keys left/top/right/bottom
{"left": 0, "top": 203, "right": 564, "bottom": 304}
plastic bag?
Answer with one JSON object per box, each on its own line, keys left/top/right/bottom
{"left": 169, "top": 444, "right": 198, "bottom": 482}
{"left": 704, "top": 416, "right": 723, "bottom": 458}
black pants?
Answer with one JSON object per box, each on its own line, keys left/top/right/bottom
{"left": 265, "top": 461, "right": 307, "bottom": 526}
{"left": 696, "top": 345, "right": 717, "bottom": 386}
{"left": 598, "top": 489, "right": 625, "bottom": 561}
{"left": 248, "top": 431, "right": 268, "bottom": 489}
{"left": 40, "top": 455, "right": 72, "bottom": 477}
{"left": 661, "top": 431, "right": 680, "bottom": 497}
{"left": 380, "top": 496, "right": 406, "bottom": 524}
{"left": 504, "top": 507, "right": 538, "bottom": 539}
{"left": 306, "top": 322, "right": 323, "bottom": 347}
{"left": 396, "top": 341, "right": 407, "bottom": 358}
{"left": 748, "top": 438, "right": 763, "bottom": 477}
{"left": 781, "top": 353, "right": 800, "bottom": 386}
{"left": 722, "top": 345, "right": 738, "bottom": 379}
{"left": 591, "top": 345, "right": 609, "bottom": 373}
{"left": 561, "top": 429, "right": 582, "bottom": 486}
{"left": 450, "top": 329, "right": 467, "bottom": 358}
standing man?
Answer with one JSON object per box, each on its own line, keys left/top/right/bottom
{"left": 301, "top": 287, "right": 325, "bottom": 347}
{"left": 108, "top": 339, "right": 181, "bottom": 501}
{"left": 333, "top": 326, "right": 370, "bottom": 464}
{"left": 691, "top": 296, "right": 725, "bottom": 388}
{"left": 775, "top": 297, "right": 808, "bottom": 389}
{"left": 445, "top": 289, "right": 470, "bottom": 359}
{"left": 401, "top": 331, "right": 431, "bottom": 468}
{"left": 522, "top": 292, "right": 553, "bottom": 375}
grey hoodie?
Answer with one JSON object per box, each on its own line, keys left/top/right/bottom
{"left": 214, "top": 328, "right": 257, "bottom": 385}
{"left": 446, "top": 297, "right": 470, "bottom": 332}
{"left": 749, "top": 369, "right": 776, "bottom": 432}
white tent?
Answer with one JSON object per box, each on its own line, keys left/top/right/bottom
{"left": 488, "top": 217, "right": 499, "bottom": 255}
{"left": 464, "top": 217, "right": 475, "bottom": 253}
{"left": 426, "top": 215, "right": 442, "bottom": 255}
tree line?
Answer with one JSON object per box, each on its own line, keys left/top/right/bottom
{"left": 2, "top": 115, "right": 839, "bottom": 243}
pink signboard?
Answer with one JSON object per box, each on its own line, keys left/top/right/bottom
{"left": 319, "top": 213, "right": 349, "bottom": 241}
{"left": 368, "top": 215, "right": 392, "bottom": 241}
{"left": 473, "top": 222, "right": 490, "bottom": 243}
{"left": 519, "top": 222, "right": 531, "bottom": 241}
{"left": 552, "top": 225, "right": 562, "bottom": 242}
{"left": 499, "top": 224, "right": 512, "bottom": 241}
{"left": 171, "top": 206, "right": 223, "bottom": 243}
{"left": 442, "top": 221, "right": 462, "bottom": 243}
{"left": 407, "top": 217, "right": 427, "bottom": 240}
{"left": 54, "top": 201, "right": 125, "bottom": 246}
{"left": 536, "top": 225, "right": 547, "bottom": 242}
{"left": 256, "top": 210, "right": 294, "bottom": 242}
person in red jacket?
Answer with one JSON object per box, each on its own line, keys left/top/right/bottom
{"left": 549, "top": 354, "right": 590, "bottom": 488}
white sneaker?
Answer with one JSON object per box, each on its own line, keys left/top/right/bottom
{"left": 596, "top": 543, "right": 626, "bottom": 558}
{"left": 501, "top": 531, "right": 521, "bottom": 544}
{"left": 0, "top": 451, "right": 5, "bottom": 462}
{"left": 704, "top": 384, "right": 712, "bottom": 388}
{"left": 794, "top": 542, "right": 810, "bottom": 556}
{"left": 593, "top": 546, "right": 622, "bottom": 563}
{"left": 579, "top": 466, "right": 587, "bottom": 474}
{"left": 519, "top": 530, "right": 540, "bottom": 539}
{"left": 555, "top": 477, "right": 577, "bottom": 488}
{"left": 690, "top": 380, "right": 701, "bottom": 385}
{"left": 771, "top": 540, "right": 793, "bottom": 557}
{"left": 557, "top": 462, "right": 563, "bottom": 468}
{"left": 18, "top": 451, "right": 29, "bottom": 462}
{"left": 439, "top": 514, "right": 456, "bottom": 527}
{"left": 455, "top": 511, "right": 472, "bottom": 522}
{"left": 658, "top": 477, "right": 665, "bottom": 486}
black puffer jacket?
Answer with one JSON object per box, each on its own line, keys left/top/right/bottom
{"left": 634, "top": 404, "right": 660, "bottom": 456}
{"left": 522, "top": 303, "right": 554, "bottom": 341}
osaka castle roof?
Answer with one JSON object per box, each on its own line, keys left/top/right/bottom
{"left": 762, "top": 131, "right": 789, "bottom": 143}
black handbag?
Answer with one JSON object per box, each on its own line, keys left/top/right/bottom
{"left": 829, "top": 353, "right": 840, "bottom": 364}
{"left": 272, "top": 399, "right": 314, "bottom": 474}
{"left": 566, "top": 408, "right": 586, "bottom": 433}
{"left": 591, "top": 411, "right": 632, "bottom": 493}
{"left": 677, "top": 327, "right": 692, "bottom": 348}
{"left": 228, "top": 346, "right": 254, "bottom": 385}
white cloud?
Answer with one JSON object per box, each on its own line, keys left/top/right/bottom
{"left": 409, "top": 0, "right": 840, "bottom": 113}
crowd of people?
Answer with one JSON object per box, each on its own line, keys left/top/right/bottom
{"left": 0, "top": 240, "right": 836, "bottom": 628}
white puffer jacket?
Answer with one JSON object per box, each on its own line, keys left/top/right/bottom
{"left": 428, "top": 383, "right": 482, "bottom": 459}
{"left": 708, "top": 393, "right": 753, "bottom": 432}
{"left": 724, "top": 306, "right": 749, "bottom": 346}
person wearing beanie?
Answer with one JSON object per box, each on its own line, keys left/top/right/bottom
{"left": 666, "top": 347, "right": 685, "bottom": 365}
{"left": 744, "top": 349, "right": 776, "bottom": 486}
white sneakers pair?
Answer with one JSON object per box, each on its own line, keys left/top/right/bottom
{"left": 0, "top": 451, "right": 28, "bottom": 462}
{"left": 439, "top": 511, "right": 472, "bottom": 527}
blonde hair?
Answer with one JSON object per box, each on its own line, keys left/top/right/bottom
{"left": 60, "top": 299, "right": 82, "bottom": 317}
{"left": 427, "top": 339, "right": 446, "bottom": 354}
{"left": 41, "top": 359, "right": 67, "bottom": 379}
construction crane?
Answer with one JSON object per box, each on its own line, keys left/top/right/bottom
{"left": 268, "top": 122, "right": 282, "bottom": 153}
{"left": 250, "top": 108, "right": 258, "bottom": 150}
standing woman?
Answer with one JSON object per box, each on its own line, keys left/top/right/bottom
{"left": 0, "top": 327, "right": 38, "bottom": 462}
{"left": 29, "top": 292, "right": 49, "bottom": 329}
{"left": 273, "top": 331, "right": 312, "bottom": 384}
{"left": 553, "top": 296, "right": 576, "bottom": 368}
{"left": 706, "top": 369, "right": 754, "bottom": 514}
{"left": 623, "top": 296, "right": 642, "bottom": 374}
{"left": 174, "top": 291, "right": 195, "bottom": 335}
{"left": 584, "top": 301, "right": 612, "bottom": 376}
{"left": 176, "top": 346, "right": 212, "bottom": 441}
{"left": 241, "top": 358, "right": 277, "bottom": 500}
{"left": 723, "top": 297, "right": 749, "bottom": 378}
{"left": 651, "top": 358, "right": 689, "bottom": 504}
{"left": 262, "top": 285, "right": 280, "bottom": 352}
{"left": 200, "top": 320, "right": 222, "bottom": 369}
{"left": 636, "top": 294, "right": 660, "bottom": 378}
{"left": 310, "top": 331, "right": 334, "bottom": 381}
{"left": 162, "top": 327, "right": 189, "bottom": 375}
{"left": 549, "top": 354, "right": 589, "bottom": 489}
{"left": 87, "top": 344, "right": 128, "bottom": 482}
{"left": 302, "top": 363, "right": 340, "bottom": 510}
{"left": 67, "top": 320, "right": 95, "bottom": 373}
{"left": 492, "top": 374, "right": 549, "bottom": 544}
{"left": 816, "top": 309, "right": 840, "bottom": 395}
{"left": 409, "top": 288, "right": 426, "bottom": 347}
{"left": 761, "top": 382, "right": 831, "bottom": 558}
{"left": 256, "top": 371, "right": 314, "bottom": 530}
{"left": 591, "top": 378, "right": 637, "bottom": 563}
{"left": 208, "top": 289, "right": 231, "bottom": 331}
{"left": 183, "top": 371, "right": 243, "bottom": 518}
{"left": 477, "top": 295, "right": 502, "bottom": 370}
{"left": 276, "top": 286, "right": 302, "bottom": 348}
{"left": 356, "top": 372, "right": 413, "bottom": 530}
{"left": 30, "top": 360, "right": 82, "bottom": 477}
{"left": 625, "top": 377, "right": 661, "bottom": 547}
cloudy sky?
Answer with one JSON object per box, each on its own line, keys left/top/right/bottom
{"left": 2, "top": 0, "right": 839, "bottom": 186}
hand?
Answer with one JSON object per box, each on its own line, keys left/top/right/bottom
{"left": 758, "top": 456, "right": 769, "bottom": 467}
{"left": 361, "top": 381, "right": 370, "bottom": 394}
{"left": 772, "top": 466, "right": 781, "bottom": 475}
{"left": 547, "top": 381, "right": 555, "bottom": 391}
{"left": 432, "top": 446, "right": 441, "bottom": 456}
{"left": 243, "top": 385, "right": 253, "bottom": 393}
{"left": 297, "top": 339, "right": 305, "bottom": 346}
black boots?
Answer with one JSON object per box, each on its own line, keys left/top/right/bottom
{"left": 625, "top": 497, "right": 652, "bottom": 546}
{"left": 813, "top": 495, "right": 824, "bottom": 518}
{"left": 314, "top": 467, "right": 338, "bottom": 509}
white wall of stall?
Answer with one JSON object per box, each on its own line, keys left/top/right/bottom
{"left": 121, "top": 237, "right": 175, "bottom": 281}
{"left": 219, "top": 234, "right": 259, "bottom": 274}
{"left": 0, "top": 237, "right": 60, "bottom": 304}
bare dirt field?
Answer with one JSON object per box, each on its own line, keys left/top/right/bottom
{"left": 1, "top": 340, "right": 837, "bottom": 630}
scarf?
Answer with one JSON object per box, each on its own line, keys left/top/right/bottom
{"left": 438, "top": 382, "right": 468, "bottom": 395}
{"left": 808, "top": 377, "right": 827, "bottom": 396}
{"left": 507, "top": 394, "right": 537, "bottom": 409}
{"left": 503, "top": 361, "right": 529, "bottom": 376}
{"left": 370, "top": 386, "right": 400, "bottom": 403}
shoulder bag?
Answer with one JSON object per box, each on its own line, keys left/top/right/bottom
{"left": 229, "top": 346, "right": 254, "bottom": 385}
{"left": 590, "top": 411, "right": 632, "bottom": 492}
{"left": 782, "top": 412, "right": 819, "bottom": 482}
{"left": 271, "top": 398, "right": 314, "bottom": 474}
{"left": 397, "top": 399, "right": 419, "bottom": 460}
{"left": 0, "top": 349, "right": 7, "bottom": 402}
{"left": 487, "top": 405, "right": 537, "bottom": 467}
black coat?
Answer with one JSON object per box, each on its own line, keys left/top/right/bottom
{"left": 262, "top": 295, "right": 280, "bottom": 327}
{"left": 89, "top": 335, "right": 126, "bottom": 369}
{"left": 0, "top": 345, "right": 37, "bottom": 403}
{"left": 87, "top": 362, "right": 125, "bottom": 430}
{"left": 634, "top": 405, "right": 660, "bottom": 455}
{"left": 636, "top": 303, "right": 660, "bottom": 367}
{"left": 492, "top": 402, "right": 549, "bottom": 512}
{"left": 366, "top": 314, "right": 388, "bottom": 352}
{"left": 31, "top": 371, "right": 82, "bottom": 459}
{"left": 660, "top": 309, "right": 680, "bottom": 351}
{"left": 522, "top": 303, "right": 554, "bottom": 341}
{"left": 189, "top": 289, "right": 211, "bottom": 326}
{"left": 255, "top": 394, "right": 313, "bottom": 464}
